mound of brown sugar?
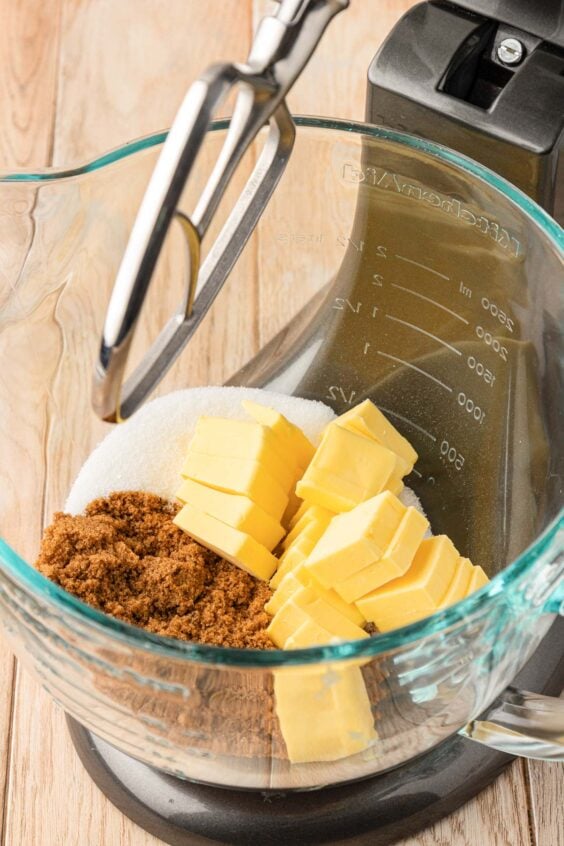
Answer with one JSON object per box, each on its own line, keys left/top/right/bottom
{"left": 36, "top": 491, "right": 273, "bottom": 649}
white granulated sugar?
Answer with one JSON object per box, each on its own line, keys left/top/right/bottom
{"left": 65, "top": 387, "right": 336, "bottom": 514}
{"left": 399, "top": 485, "right": 430, "bottom": 536}
{"left": 66, "top": 386, "right": 428, "bottom": 525}
{"left": 399, "top": 486, "right": 427, "bottom": 516}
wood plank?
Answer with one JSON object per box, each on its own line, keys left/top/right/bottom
{"left": 4, "top": 2, "right": 255, "bottom": 846}
{"left": 0, "top": 0, "right": 61, "bottom": 168}
{"left": 0, "top": 646, "right": 14, "bottom": 842}
{"left": 0, "top": 0, "right": 62, "bottom": 842}
{"left": 527, "top": 752, "right": 564, "bottom": 846}
{"left": 400, "top": 761, "right": 532, "bottom": 846}
{"left": 7, "top": 676, "right": 164, "bottom": 846}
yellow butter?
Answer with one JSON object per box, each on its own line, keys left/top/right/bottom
{"left": 304, "top": 492, "right": 406, "bottom": 588}
{"left": 369, "top": 607, "right": 430, "bottom": 633}
{"left": 280, "top": 510, "right": 333, "bottom": 556}
{"left": 175, "top": 478, "right": 285, "bottom": 551}
{"left": 282, "top": 505, "right": 333, "bottom": 550}
{"left": 334, "top": 399, "right": 418, "bottom": 475}
{"left": 290, "top": 585, "right": 368, "bottom": 641}
{"left": 267, "top": 597, "right": 310, "bottom": 646}
{"left": 388, "top": 475, "right": 405, "bottom": 496}
{"left": 267, "top": 567, "right": 365, "bottom": 626}
{"left": 356, "top": 535, "right": 459, "bottom": 626}
{"left": 288, "top": 499, "right": 309, "bottom": 530}
{"left": 467, "top": 564, "right": 490, "bottom": 593}
{"left": 181, "top": 452, "right": 288, "bottom": 521}
{"left": 440, "top": 556, "right": 474, "bottom": 608}
{"left": 294, "top": 563, "right": 366, "bottom": 626}
{"left": 269, "top": 543, "right": 311, "bottom": 589}
{"left": 281, "top": 489, "right": 303, "bottom": 529}
{"left": 274, "top": 666, "right": 376, "bottom": 763}
{"left": 271, "top": 517, "right": 333, "bottom": 588}
{"left": 283, "top": 618, "right": 336, "bottom": 649}
{"left": 333, "top": 507, "right": 429, "bottom": 603}
{"left": 189, "top": 418, "right": 296, "bottom": 492}
{"left": 267, "top": 588, "right": 367, "bottom": 647}
{"left": 265, "top": 571, "right": 304, "bottom": 616}
{"left": 381, "top": 507, "right": 430, "bottom": 572}
{"left": 242, "top": 400, "right": 315, "bottom": 470}
{"left": 174, "top": 504, "right": 278, "bottom": 581}
{"left": 296, "top": 424, "right": 397, "bottom": 512}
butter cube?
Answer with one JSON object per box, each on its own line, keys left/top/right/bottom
{"left": 182, "top": 452, "right": 288, "bottom": 521}
{"left": 296, "top": 424, "right": 396, "bottom": 512}
{"left": 288, "top": 500, "right": 309, "bottom": 530}
{"left": 284, "top": 618, "right": 336, "bottom": 649}
{"left": 265, "top": 571, "right": 304, "bottom": 616}
{"left": 281, "top": 489, "right": 303, "bottom": 529}
{"left": 440, "top": 557, "right": 473, "bottom": 608}
{"left": 271, "top": 516, "right": 332, "bottom": 588}
{"left": 388, "top": 475, "right": 405, "bottom": 496}
{"left": 289, "top": 585, "right": 368, "bottom": 641}
{"left": 269, "top": 543, "right": 310, "bottom": 589}
{"left": 282, "top": 505, "right": 333, "bottom": 550}
{"left": 267, "top": 587, "right": 367, "bottom": 647}
{"left": 467, "top": 565, "right": 489, "bottom": 593}
{"left": 189, "top": 417, "right": 296, "bottom": 491}
{"left": 335, "top": 399, "right": 418, "bottom": 475}
{"left": 267, "top": 568, "right": 365, "bottom": 626}
{"left": 280, "top": 510, "right": 333, "bottom": 557}
{"left": 174, "top": 504, "right": 278, "bottom": 581}
{"left": 176, "top": 478, "right": 285, "bottom": 551}
{"left": 381, "top": 507, "right": 430, "bottom": 573}
{"left": 334, "top": 507, "right": 430, "bottom": 603}
{"left": 274, "top": 666, "right": 376, "bottom": 762}
{"left": 304, "top": 492, "right": 406, "bottom": 588}
{"left": 242, "top": 400, "right": 315, "bottom": 470}
{"left": 356, "top": 535, "right": 459, "bottom": 626}
{"left": 368, "top": 607, "right": 429, "bottom": 633}
{"left": 333, "top": 507, "right": 428, "bottom": 603}
{"left": 267, "top": 597, "right": 310, "bottom": 647}
{"left": 294, "top": 564, "right": 366, "bottom": 626}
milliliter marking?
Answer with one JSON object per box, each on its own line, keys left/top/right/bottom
{"left": 377, "top": 350, "right": 453, "bottom": 393}
{"left": 378, "top": 406, "right": 437, "bottom": 442}
{"left": 395, "top": 254, "right": 450, "bottom": 281}
{"left": 385, "top": 314, "right": 462, "bottom": 356}
{"left": 391, "top": 283, "right": 469, "bottom": 325}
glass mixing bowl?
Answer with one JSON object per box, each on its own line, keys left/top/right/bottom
{"left": 0, "top": 118, "right": 562, "bottom": 790}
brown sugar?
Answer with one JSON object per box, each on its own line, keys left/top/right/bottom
{"left": 36, "top": 491, "right": 273, "bottom": 649}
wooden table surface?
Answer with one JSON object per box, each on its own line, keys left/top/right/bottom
{"left": 0, "top": 1, "right": 562, "bottom": 844}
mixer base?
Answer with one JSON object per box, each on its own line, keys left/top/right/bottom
{"left": 68, "top": 618, "right": 563, "bottom": 846}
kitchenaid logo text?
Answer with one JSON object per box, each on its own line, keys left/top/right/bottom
{"left": 342, "top": 163, "right": 522, "bottom": 258}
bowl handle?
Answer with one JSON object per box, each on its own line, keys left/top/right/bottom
{"left": 460, "top": 686, "right": 564, "bottom": 761}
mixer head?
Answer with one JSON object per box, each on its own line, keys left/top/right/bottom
{"left": 92, "top": 0, "right": 348, "bottom": 423}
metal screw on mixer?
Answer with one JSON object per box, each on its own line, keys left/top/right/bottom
{"left": 496, "top": 37, "right": 525, "bottom": 66}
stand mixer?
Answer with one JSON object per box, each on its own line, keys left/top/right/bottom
{"left": 0, "top": 1, "right": 562, "bottom": 844}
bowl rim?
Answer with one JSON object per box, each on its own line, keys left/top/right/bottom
{"left": 0, "top": 115, "right": 562, "bottom": 668}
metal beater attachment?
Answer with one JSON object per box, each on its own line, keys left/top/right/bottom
{"left": 93, "top": 0, "right": 349, "bottom": 422}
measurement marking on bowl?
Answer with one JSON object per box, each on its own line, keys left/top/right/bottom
{"left": 394, "top": 254, "right": 450, "bottom": 281}
{"left": 391, "top": 283, "right": 469, "bottom": 325}
{"left": 411, "top": 468, "right": 423, "bottom": 478}
{"left": 385, "top": 314, "right": 462, "bottom": 356}
{"left": 376, "top": 350, "right": 453, "bottom": 393}
{"left": 378, "top": 407, "right": 437, "bottom": 442}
